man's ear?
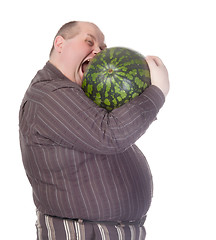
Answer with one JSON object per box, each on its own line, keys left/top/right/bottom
{"left": 54, "top": 36, "right": 64, "bottom": 53}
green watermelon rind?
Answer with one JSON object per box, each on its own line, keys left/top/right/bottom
{"left": 82, "top": 47, "right": 151, "bottom": 111}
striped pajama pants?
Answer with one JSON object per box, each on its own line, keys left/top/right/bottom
{"left": 36, "top": 210, "right": 146, "bottom": 240}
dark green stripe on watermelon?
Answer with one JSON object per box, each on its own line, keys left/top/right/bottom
{"left": 82, "top": 47, "right": 151, "bottom": 111}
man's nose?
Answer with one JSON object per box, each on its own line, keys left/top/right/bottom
{"left": 92, "top": 46, "right": 101, "bottom": 55}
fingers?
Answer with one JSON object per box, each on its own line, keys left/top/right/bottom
{"left": 145, "top": 56, "right": 163, "bottom": 67}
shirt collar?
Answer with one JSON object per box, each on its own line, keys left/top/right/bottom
{"left": 44, "top": 61, "right": 81, "bottom": 89}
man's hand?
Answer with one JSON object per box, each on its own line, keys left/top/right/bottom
{"left": 145, "top": 56, "right": 170, "bottom": 97}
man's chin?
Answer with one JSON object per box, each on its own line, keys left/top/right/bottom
{"left": 78, "top": 69, "right": 84, "bottom": 82}
{"left": 75, "top": 75, "right": 83, "bottom": 87}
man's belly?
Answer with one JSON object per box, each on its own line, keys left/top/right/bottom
{"left": 33, "top": 145, "right": 153, "bottom": 221}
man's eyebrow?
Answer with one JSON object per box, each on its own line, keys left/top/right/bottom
{"left": 87, "top": 34, "right": 96, "bottom": 40}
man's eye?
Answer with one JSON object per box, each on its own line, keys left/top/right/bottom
{"left": 100, "top": 46, "right": 106, "bottom": 51}
{"left": 87, "top": 40, "right": 94, "bottom": 46}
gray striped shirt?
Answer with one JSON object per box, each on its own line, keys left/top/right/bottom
{"left": 19, "top": 61, "right": 165, "bottom": 223}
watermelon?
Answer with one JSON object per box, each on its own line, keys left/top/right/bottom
{"left": 81, "top": 47, "right": 151, "bottom": 111}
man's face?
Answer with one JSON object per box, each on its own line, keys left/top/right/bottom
{"left": 59, "top": 22, "right": 106, "bottom": 86}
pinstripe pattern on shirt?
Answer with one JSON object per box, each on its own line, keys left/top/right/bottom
{"left": 20, "top": 62, "right": 165, "bottom": 226}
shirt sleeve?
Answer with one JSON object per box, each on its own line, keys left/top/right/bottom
{"left": 34, "top": 84, "right": 165, "bottom": 154}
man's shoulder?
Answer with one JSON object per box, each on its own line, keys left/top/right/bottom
{"left": 30, "top": 62, "right": 76, "bottom": 93}
{"left": 25, "top": 65, "right": 81, "bottom": 106}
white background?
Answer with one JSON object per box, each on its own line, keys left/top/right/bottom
{"left": 1, "top": 0, "right": 216, "bottom": 239}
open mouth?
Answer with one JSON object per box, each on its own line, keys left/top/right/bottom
{"left": 79, "top": 58, "right": 92, "bottom": 81}
{"left": 81, "top": 59, "right": 90, "bottom": 74}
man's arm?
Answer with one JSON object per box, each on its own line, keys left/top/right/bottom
{"left": 34, "top": 84, "right": 164, "bottom": 154}
{"left": 32, "top": 56, "right": 169, "bottom": 155}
